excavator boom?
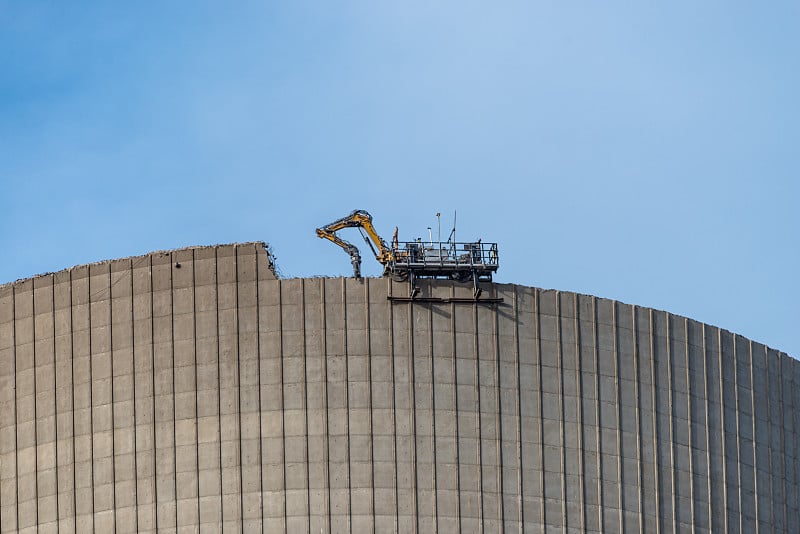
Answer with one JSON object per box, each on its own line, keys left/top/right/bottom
{"left": 315, "top": 209, "right": 394, "bottom": 278}
{"left": 315, "top": 227, "right": 363, "bottom": 278}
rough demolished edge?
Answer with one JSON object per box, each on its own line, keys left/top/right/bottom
{"left": 0, "top": 241, "right": 279, "bottom": 289}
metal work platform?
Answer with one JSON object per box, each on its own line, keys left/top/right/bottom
{"left": 388, "top": 241, "right": 499, "bottom": 281}
{"left": 387, "top": 241, "right": 498, "bottom": 298}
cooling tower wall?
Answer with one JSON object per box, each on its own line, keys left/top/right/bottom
{"left": 0, "top": 243, "right": 797, "bottom": 533}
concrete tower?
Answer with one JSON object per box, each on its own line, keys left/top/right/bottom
{"left": 0, "top": 242, "right": 797, "bottom": 532}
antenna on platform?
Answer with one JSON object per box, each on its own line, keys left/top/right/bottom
{"left": 448, "top": 211, "right": 457, "bottom": 244}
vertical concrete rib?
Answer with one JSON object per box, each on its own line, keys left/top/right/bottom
{"left": 451, "top": 295, "right": 465, "bottom": 529}
{"left": 717, "top": 329, "right": 728, "bottom": 533}
{"left": 149, "top": 255, "right": 158, "bottom": 530}
{"left": 451, "top": 286, "right": 462, "bottom": 532}
{"left": 636, "top": 305, "right": 655, "bottom": 532}
{"left": 593, "top": 297, "right": 603, "bottom": 532}
{"left": 771, "top": 347, "right": 780, "bottom": 530}
{"left": 792, "top": 358, "right": 800, "bottom": 530}
{"left": 772, "top": 352, "right": 781, "bottom": 530}
{"left": 279, "top": 280, "right": 287, "bottom": 531}
{"left": 556, "top": 293, "right": 567, "bottom": 530}
{"left": 632, "top": 307, "right": 643, "bottom": 533}
{"left": 490, "top": 303, "right": 505, "bottom": 533}
{"left": 31, "top": 282, "right": 39, "bottom": 530}
{"left": 749, "top": 341, "right": 759, "bottom": 531}
{"left": 302, "top": 278, "right": 312, "bottom": 531}
{"left": 234, "top": 248, "right": 244, "bottom": 532}
{"left": 767, "top": 347, "right": 778, "bottom": 531}
{"left": 192, "top": 251, "right": 201, "bottom": 530}
{"left": 794, "top": 356, "right": 799, "bottom": 530}
{"left": 790, "top": 354, "right": 796, "bottom": 526}
{"left": 513, "top": 287, "right": 523, "bottom": 531}
{"left": 428, "top": 302, "right": 438, "bottom": 533}
{"left": 777, "top": 353, "right": 788, "bottom": 530}
{"left": 702, "top": 324, "right": 713, "bottom": 532}
{"left": 343, "top": 279, "right": 353, "bottom": 533}
{"left": 0, "top": 290, "right": 4, "bottom": 532}
{"left": 408, "top": 299, "right": 418, "bottom": 533}
{"left": 87, "top": 268, "right": 96, "bottom": 532}
{"left": 366, "top": 280, "right": 376, "bottom": 533}
{"left": 535, "top": 289, "right": 546, "bottom": 528}
{"left": 574, "top": 294, "right": 586, "bottom": 533}
{"left": 613, "top": 302, "right": 623, "bottom": 532}
{"left": 0, "top": 294, "right": 3, "bottom": 532}
{"left": 492, "top": 293, "right": 504, "bottom": 532}
{"left": 474, "top": 292, "right": 484, "bottom": 530}
{"left": 214, "top": 249, "right": 224, "bottom": 528}
{"left": 127, "top": 258, "right": 139, "bottom": 534}
{"left": 321, "top": 278, "right": 331, "bottom": 533}
{"left": 665, "top": 314, "right": 677, "bottom": 533}
{"left": 108, "top": 265, "right": 117, "bottom": 532}
{"left": 131, "top": 258, "right": 149, "bottom": 530}
{"left": 169, "top": 255, "right": 179, "bottom": 530}
{"left": 794, "top": 361, "right": 800, "bottom": 531}
{"left": 70, "top": 271, "right": 77, "bottom": 534}
{"left": 649, "top": 310, "right": 659, "bottom": 534}
{"left": 791, "top": 358, "right": 798, "bottom": 530}
{"left": 732, "top": 335, "right": 743, "bottom": 534}
{"left": 684, "top": 319, "right": 695, "bottom": 531}
{"left": 386, "top": 279, "right": 399, "bottom": 532}
{"left": 12, "top": 286, "right": 19, "bottom": 533}
{"left": 772, "top": 352, "right": 787, "bottom": 528}
{"left": 255, "top": 255, "right": 264, "bottom": 532}
{"left": 49, "top": 276, "right": 60, "bottom": 531}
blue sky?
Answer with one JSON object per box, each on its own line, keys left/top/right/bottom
{"left": 1, "top": 2, "right": 798, "bottom": 357}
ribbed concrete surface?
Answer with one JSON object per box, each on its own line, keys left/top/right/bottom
{"left": 0, "top": 243, "right": 797, "bottom": 533}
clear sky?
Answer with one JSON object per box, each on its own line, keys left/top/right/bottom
{"left": 1, "top": 3, "right": 798, "bottom": 357}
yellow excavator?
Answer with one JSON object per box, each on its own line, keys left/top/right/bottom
{"left": 315, "top": 210, "right": 395, "bottom": 279}
{"left": 316, "top": 209, "right": 499, "bottom": 292}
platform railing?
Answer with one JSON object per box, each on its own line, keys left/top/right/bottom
{"left": 391, "top": 241, "right": 499, "bottom": 270}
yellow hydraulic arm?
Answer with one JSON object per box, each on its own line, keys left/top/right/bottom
{"left": 315, "top": 210, "right": 395, "bottom": 278}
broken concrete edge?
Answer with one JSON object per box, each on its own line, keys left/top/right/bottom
{"left": 0, "top": 241, "right": 279, "bottom": 290}
{"left": 0, "top": 244, "right": 791, "bottom": 361}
